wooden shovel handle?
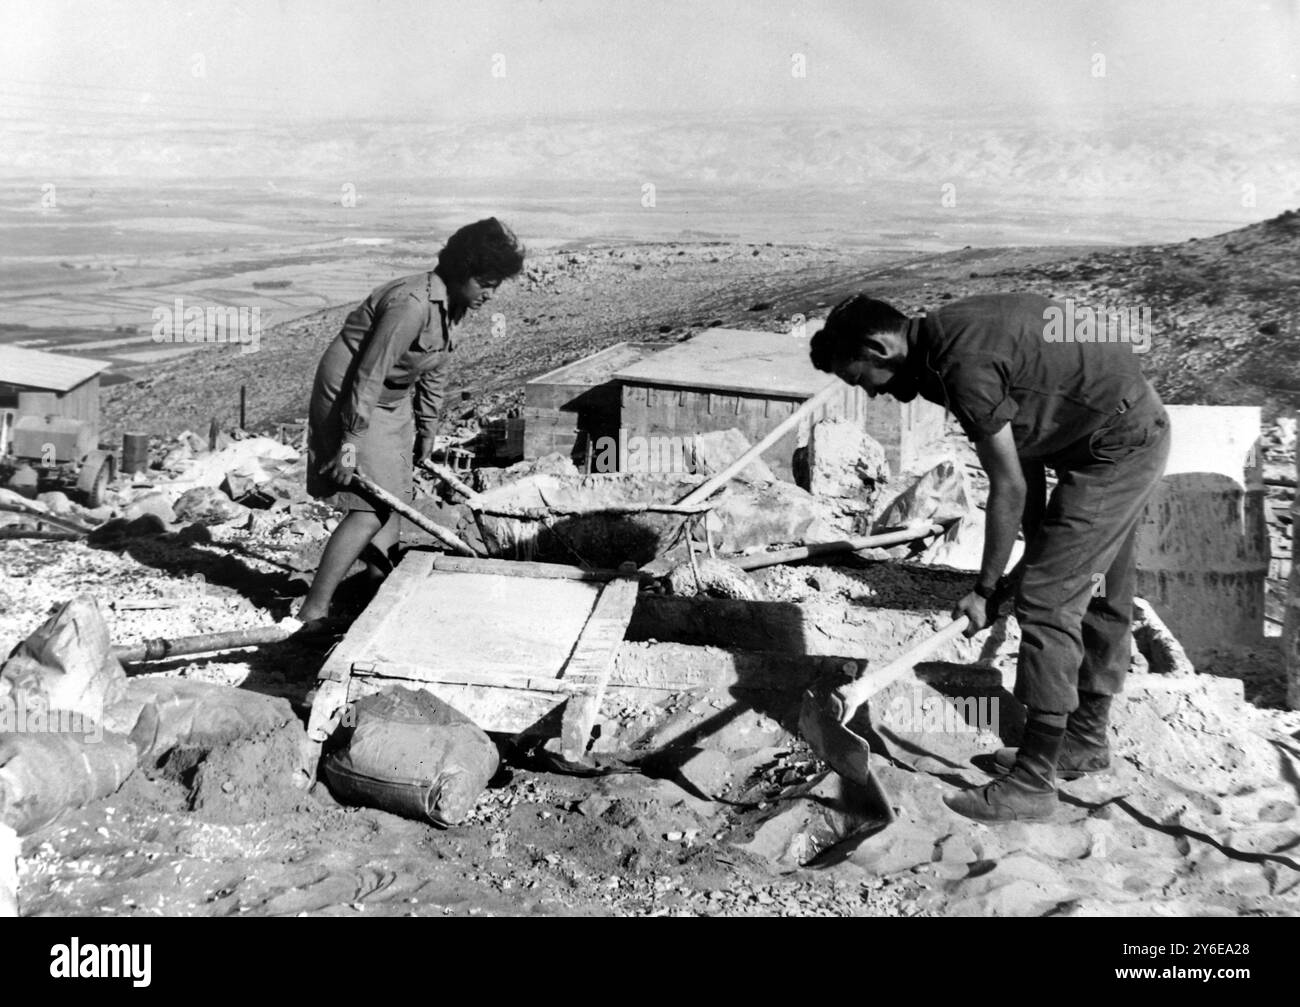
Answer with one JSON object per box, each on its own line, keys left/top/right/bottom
{"left": 350, "top": 471, "right": 481, "bottom": 557}
{"left": 837, "top": 563, "right": 1023, "bottom": 718}
{"left": 839, "top": 616, "right": 971, "bottom": 714}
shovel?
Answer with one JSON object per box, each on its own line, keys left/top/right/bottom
{"left": 798, "top": 570, "right": 1020, "bottom": 821}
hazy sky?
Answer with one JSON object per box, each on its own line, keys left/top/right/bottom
{"left": 1, "top": 0, "right": 1297, "bottom": 122}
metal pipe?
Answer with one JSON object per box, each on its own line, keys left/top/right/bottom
{"left": 111, "top": 624, "right": 293, "bottom": 663}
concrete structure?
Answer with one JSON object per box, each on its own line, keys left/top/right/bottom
{"left": 523, "top": 342, "right": 665, "bottom": 467}
{"left": 1135, "top": 405, "right": 1268, "bottom": 664}
{"left": 613, "top": 328, "right": 946, "bottom": 482}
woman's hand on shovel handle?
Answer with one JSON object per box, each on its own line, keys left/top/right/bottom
{"left": 952, "top": 591, "right": 990, "bottom": 638}
{"left": 323, "top": 442, "right": 359, "bottom": 486}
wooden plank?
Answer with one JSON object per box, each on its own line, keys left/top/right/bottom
{"left": 345, "top": 644, "right": 857, "bottom": 738}
{"left": 320, "top": 553, "right": 603, "bottom": 686}
{"left": 356, "top": 643, "right": 847, "bottom": 694}
{"left": 355, "top": 659, "right": 580, "bottom": 694}
{"left": 556, "top": 577, "right": 641, "bottom": 760}
{"left": 376, "top": 571, "right": 598, "bottom": 680}
{"left": 316, "top": 550, "right": 437, "bottom": 682}
{"left": 431, "top": 553, "right": 623, "bottom": 581}
{"left": 613, "top": 328, "right": 830, "bottom": 399}
{"left": 348, "top": 675, "right": 566, "bottom": 735}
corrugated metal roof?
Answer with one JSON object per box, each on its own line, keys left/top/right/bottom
{"left": 0, "top": 345, "right": 112, "bottom": 392}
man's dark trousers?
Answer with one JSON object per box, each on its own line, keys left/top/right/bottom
{"left": 1013, "top": 381, "right": 1172, "bottom": 715}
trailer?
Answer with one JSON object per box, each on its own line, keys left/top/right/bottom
{"left": 0, "top": 345, "right": 115, "bottom": 506}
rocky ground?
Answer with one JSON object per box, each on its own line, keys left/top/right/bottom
{"left": 5, "top": 214, "right": 1300, "bottom": 917}
{"left": 5, "top": 516, "right": 1299, "bottom": 917}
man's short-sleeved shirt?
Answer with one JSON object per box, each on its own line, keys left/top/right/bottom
{"left": 913, "top": 293, "right": 1149, "bottom": 462}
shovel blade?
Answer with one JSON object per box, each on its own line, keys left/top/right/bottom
{"left": 798, "top": 686, "right": 896, "bottom": 823}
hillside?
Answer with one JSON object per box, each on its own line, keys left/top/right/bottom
{"left": 100, "top": 208, "right": 1300, "bottom": 441}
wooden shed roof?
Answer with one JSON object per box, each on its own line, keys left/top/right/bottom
{"left": 613, "top": 325, "right": 828, "bottom": 399}
{"left": 0, "top": 345, "right": 112, "bottom": 392}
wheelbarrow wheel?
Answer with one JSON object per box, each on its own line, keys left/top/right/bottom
{"left": 78, "top": 451, "right": 114, "bottom": 508}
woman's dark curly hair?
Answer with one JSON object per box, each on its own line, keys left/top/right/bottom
{"left": 438, "top": 218, "right": 526, "bottom": 286}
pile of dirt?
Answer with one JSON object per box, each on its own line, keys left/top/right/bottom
{"left": 186, "top": 719, "right": 313, "bottom": 826}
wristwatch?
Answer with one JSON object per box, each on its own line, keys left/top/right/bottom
{"left": 972, "top": 581, "right": 997, "bottom": 601}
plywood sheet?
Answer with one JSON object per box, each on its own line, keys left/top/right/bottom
{"left": 613, "top": 328, "right": 825, "bottom": 398}
{"left": 366, "top": 572, "right": 600, "bottom": 679}
{"left": 319, "top": 550, "right": 601, "bottom": 685}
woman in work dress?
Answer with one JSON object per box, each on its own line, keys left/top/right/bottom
{"left": 296, "top": 218, "right": 525, "bottom": 626}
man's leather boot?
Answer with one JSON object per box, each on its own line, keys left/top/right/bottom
{"left": 991, "top": 691, "right": 1113, "bottom": 779}
{"left": 945, "top": 714, "right": 1063, "bottom": 823}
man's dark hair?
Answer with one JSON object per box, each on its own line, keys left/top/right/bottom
{"left": 810, "top": 294, "right": 908, "bottom": 372}
{"left": 438, "top": 218, "right": 526, "bottom": 285}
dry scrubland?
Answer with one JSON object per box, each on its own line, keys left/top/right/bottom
{"left": 102, "top": 209, "right": 1300, "bottom": 442}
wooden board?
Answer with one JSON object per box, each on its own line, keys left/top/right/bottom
{"left": 318, "top": 550, "right": 601, "bottom": 689}
{"left": 613, "top": 328, "right": 830, "bottom": 399}
{"left": 318, "top": 550, "right": 641, "bottom": 738}
{"left": 556, "top": 577, "right": 640, "bottom": 760}
{"left": 312, "top": 552, "right": 883, "bottom": 744}
{"left": 432, "top": 554, "right": 625, "bottom": 581}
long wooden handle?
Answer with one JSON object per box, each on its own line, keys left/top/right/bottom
{"left": 732, "top": 522, "right": 943, "bottom": 571}
{"left": 839, "top": 616, "right": 972, "bottom": 715}
{"left": 677, "top": 379, "right": 842, "bottom": 506}
{"left": 351, "top": 471, "right": 481, "bottom": 557}
{"left": 836, "top": 563, "right": 1024, "bottom": 718}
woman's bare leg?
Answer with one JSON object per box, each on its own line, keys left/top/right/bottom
{"left": 297, "top": 509, "right": 383, "bottom": 622}
{"left": 365, "top": 511, "right": 402, "bottom": 580}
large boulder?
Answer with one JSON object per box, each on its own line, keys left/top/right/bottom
{"left": 173, "top": 486, "right": 250, "bottom": 526}
{"left": 807, "top": 418, "right": 888, "bottom": 497}
{"left": 688, "top": 429, "right": 775, "bottom": 483}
